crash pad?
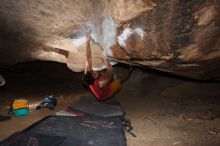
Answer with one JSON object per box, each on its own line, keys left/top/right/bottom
{"left": 0, "top": 132, "right": 65, "bottom": 146}
{"left": 68, "top": 93, "right": 124, "bottom": 117}
{"left": 25, "top": 115, "right": 126, "bottom": 146}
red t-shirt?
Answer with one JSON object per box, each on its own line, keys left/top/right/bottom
{"left": 89, "top": 80, "right": 111, "bottom": 101}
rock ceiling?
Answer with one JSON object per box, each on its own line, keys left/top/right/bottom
{"left": 0, "top": 0, "right": 219, "bottom": 80}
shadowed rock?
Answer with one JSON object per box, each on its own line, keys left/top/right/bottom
{"left": 0, "top": 0, "right": 219, "bottom": 80}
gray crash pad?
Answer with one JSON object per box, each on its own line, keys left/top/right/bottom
{"left": 68, "top": 93, "right": 124, "bottom": 117}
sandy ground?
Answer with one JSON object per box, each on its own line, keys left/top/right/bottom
{"left": 0, "top": 61, "right": 220, "bottom": 146}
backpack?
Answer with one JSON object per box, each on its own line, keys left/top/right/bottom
{"left": 9, "top": 99, "right": 29, "bottom": 116}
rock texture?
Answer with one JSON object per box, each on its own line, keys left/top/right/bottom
{"left": 0, "top": 0, "right": 219, "bottom": 80}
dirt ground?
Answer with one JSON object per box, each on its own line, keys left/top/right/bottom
{"left": 0, "top": 61, "right": 220, "bottom": 146}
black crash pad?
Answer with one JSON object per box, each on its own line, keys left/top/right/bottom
{"left": 24, "top": 115, "right": 126, "bottom": 146}
{"left": 0, "top": 132, "right": 65, "bottom": 146}
{"left": 1, "top": 115, "right": 127, "bottom": 146}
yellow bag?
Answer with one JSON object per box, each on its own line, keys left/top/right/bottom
{"left": 12, "top": 99, "right": 29, "bottom": 110}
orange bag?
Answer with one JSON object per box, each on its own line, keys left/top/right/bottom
{"left": 12, "top": 99, "right": 29, "bottom": 110}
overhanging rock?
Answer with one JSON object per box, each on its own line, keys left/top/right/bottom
{"left": 0, "top": 0, "right": 219, "bottom": 80}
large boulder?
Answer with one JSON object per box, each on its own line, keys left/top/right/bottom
{"left": 0, "top": 0, "right": 219, "bottom": 80}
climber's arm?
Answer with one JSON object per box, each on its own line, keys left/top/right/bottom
{"left": 98, "top": 52, "right": 114, "bottom": 88}
{"left": 84, "top": 34, "right": 92, "bottom": 74}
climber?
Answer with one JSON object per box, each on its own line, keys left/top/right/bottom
{"left": 82, "top": 34, "right": 133, "bottom": 101}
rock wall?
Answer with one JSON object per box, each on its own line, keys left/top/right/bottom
{"left": 0, "top": 0, "right": 219, "bottom": 80}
